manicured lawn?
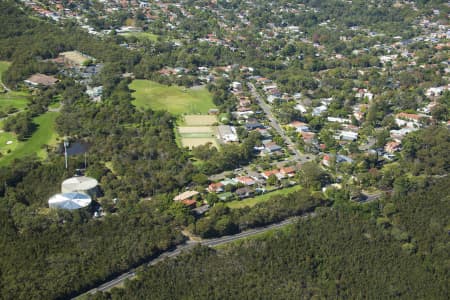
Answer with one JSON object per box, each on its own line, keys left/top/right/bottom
{"left": 0, "top": 131, "right": 19, "bottom": 155}
{"left": 0, "top": 112, "right": 59, "bottom": 166}
{"left": 130, "top": 80, "right": 216, "bottom": 115}
{"left": 0, "top": 61, "right": 30, "bottom": 111}
{"left": 0, "top": 92, "right": 30, "bottom": 111}
{"left": 226, "top": 185, "right": 303, "bottom": 209}
{"left": 120, "top": 32, "right": 159, "bottom": 41}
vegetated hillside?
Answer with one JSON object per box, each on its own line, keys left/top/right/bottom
{"left": 0, "top": 3, "right": 194, "bottom": 299}
{"left": 95, "top": 176, "right": 449, "bottom": 300}
{"left": 0, "top": 1, "right": 138, "bottom": 91}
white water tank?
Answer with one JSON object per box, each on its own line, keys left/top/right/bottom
{"left": 61, "top": 176, "right": 98, "bottom": 196}
{"left": 48, "top": 193, "right": 92, "bottom": 210}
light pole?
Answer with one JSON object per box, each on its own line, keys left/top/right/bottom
{"left": 64, "top": 139, "right": 69, "bottom": 169}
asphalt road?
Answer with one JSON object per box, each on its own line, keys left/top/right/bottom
{"left": 74, "top": 188, "right": 385, "bottom": 298}
{"left": 248, "top": 83, "right": 301, "bottom": 159}
{"left": 247, "top": 83, "right": 316, "bottom": 164}
{"left": 75, "top": 215, "right": 306, "bottom": 298}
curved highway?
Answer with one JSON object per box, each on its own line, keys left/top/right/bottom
{"left": 74, "top": 189, "right": 385, "bottom": 298}
{"left": 74, "top": 215, "right": 306, "bottom": 298}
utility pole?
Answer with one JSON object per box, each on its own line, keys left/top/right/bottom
{"left": 64, "top": 139, "right": 69, "bottom": 169}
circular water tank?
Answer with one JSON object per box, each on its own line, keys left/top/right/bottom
{"left": 48, "top": 193, "right": 92, "bottom": 210}
{"left": 61, "top": 176, "right": 98, "bottom": 196}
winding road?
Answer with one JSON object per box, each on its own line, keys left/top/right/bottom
{"left": 74, "top": 215, "right": 306, "bottom": 298}
{"left": 74, "top": 188, "right": 385, "bottom": 298}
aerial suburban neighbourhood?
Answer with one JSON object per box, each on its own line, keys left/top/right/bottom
{"left": 0, "top": 1, "right": 448, "bottom": 299}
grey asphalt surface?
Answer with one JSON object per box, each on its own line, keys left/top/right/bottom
{"left": 247, "top": 83, "right": 316, "bottom": 164}
{"left": 248, "top": 83, "right": 301, "bottom": 160}
{"left": 75, "top": 215, "right": 307, "bottom": 297}
{"left": 74, "top": 188, "right": 385, "bottom": 298}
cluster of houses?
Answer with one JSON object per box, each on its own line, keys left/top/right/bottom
{"left": 172, "top": 165, "right": 299, "bottom": 213}
{"left": 23, "top": 50, "right": 103, "bottom": 101}
{"left": 23, "top": 0, "right": 449, "bottom": 202}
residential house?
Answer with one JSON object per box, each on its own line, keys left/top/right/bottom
{"left": 235, "top": 187, "right": 254, "bottom": 199}
{"left": 232, "top": 81, "right": 242, "bottom": 91}
{"left": 390, "top": 127, "right": 418, "bottom": 141}
{"left": 220, "top": 178, "right": 238, "bottom": 186}
{"left": 294, "top": 103, "right": 307, "bottom": 113}
{"left": 193, "top": 204, "right": 210, "bottom": 216}
{"left": 301, "top": 132, "right": 316, "bottom": 144}
{"left": 217, "top": 125, "right": 239, "bottom": 143}
{"left": 425, "top": 85, "right": 449, "bottom": 97}
{"left": 236, "top": 176, "right": 256, "bottom": 186}
{"left": 181, "top": 199, "right": 197, "bottom": 207}
{"left": 208, "top": 182, "right": 224, "bottom": 193}
{"left": 355, "top": 88, "right": 374, "bottom": 101}
{"left": 280, "top": 167, "right": 296, "bottom": 177}
{"left": 86, "top": 86, "right": 103, "bottom": 101}
{"left": 385, "top": 141, "right": 401, "bottom": 154}
{"left": 263, "top": 141, "right": 282, "bottom": 153}
{"left": 289, "top": 121, "right": 308, "bottom": 130}
{"left": 245, "top": 121, "right": 264, "bottom": 131}
{"left": 256, "top": 128, "right": 272, "bottom": 139}
{"left": 261, "top": 169, "right": 279, "bottom": 179}
{"left": 327, "top": 117, "right": 350, "bottom": 124}
{"left": 312, "top": 105, "right": 327, "bottom": 116}
{"left": 395, "top": 112, "right": 425, "bottom": 128}
{"left": 322, "top": 154, "right": 354, "bottom": 167}
{"left": 339, "top": 131, "right": 358, "bottom": 141}
{"left": 24, "top": 73, "right": 59, "bottom": 87}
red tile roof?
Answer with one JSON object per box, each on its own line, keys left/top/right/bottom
{"left": 182, "top": 199, "right": 197, "bottom": 206}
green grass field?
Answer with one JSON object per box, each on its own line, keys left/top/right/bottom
{"left": 0, "top": 112, "right": 59, "bottom": 166}
{"left": 130, "top": 80, "right": 216, "bottom": 115}
{"left": 0, "top": 61, "right": 30, "bottom": 111}
{"left": 120, "top": 32, "right": 159, "bottom": 41}
{"left": 226, "top": 185, "right": 303, "bottom": 209}
{"left": 0, "top": 92, "right": 29, "bottom": 111}
{"left": 179, "top": 132, "right": 215, "bottom": 138}
{"left": 0, "top": 131, "right": 19, "bottom": 155}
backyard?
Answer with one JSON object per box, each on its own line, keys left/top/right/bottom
{"left": 226, "top": 185, "right": 303, "bottom": 209}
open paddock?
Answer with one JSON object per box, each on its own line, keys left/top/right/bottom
{"left": 183, "top": 115, "right": 217, "bottom": 126}
{"left": 130, "top": 80, "right": 215, "bottom": 115}
{"left": 181, "top": 137, "right": 218, "bottom": 149}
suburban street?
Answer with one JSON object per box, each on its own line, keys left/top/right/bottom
{"left": 247, "top": 82, "right": 315, "bottom": 164}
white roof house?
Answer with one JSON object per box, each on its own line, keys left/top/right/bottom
{"left": 217, "top": 125, "right": 239, "bottom": 143}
